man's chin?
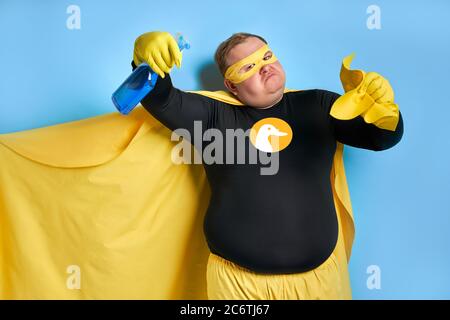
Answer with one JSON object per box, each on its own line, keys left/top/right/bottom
{"left": 266, "top": 79, "right": 285, "bottom": 94}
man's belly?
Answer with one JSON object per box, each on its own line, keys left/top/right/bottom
{"left": 203, "top": 170, "right": 339, "bottom": 274}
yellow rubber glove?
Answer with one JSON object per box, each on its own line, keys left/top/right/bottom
{"left": 330, "top": 54, "right": 399, "bottom": 131}
{"left": 133, "top": 31, "right": 182, "bottom": 78}
{"left": 359, "top": 71, "right": 394, "bottom": 103}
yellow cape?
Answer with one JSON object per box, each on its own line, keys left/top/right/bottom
{"left": 0, "top": 101, "right": 354, "bottom": 300}
{"left": 0, "top": 56, "right": 383, "bottom": 300}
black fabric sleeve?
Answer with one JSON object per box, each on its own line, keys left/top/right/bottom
{"left": 131, "top": 60, "right": 219, "bottom": 140}
{"left": 316, "top": 89, "right": 404, "bottom": 151}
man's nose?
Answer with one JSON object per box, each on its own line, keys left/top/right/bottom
{"left": 260, "top": 65, "right": 270, "bottom": 74}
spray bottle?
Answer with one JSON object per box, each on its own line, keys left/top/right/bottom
{"left": 112, "top": 33, "right": 190, "bottom": 115}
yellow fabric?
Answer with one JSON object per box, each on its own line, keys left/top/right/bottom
{"left": 0, "top": 58, "right": 365, "bottom": 299}
{"left": 224, "top": 44, "right": 278, "bottom": 84}
{"left": 0, "top": 107, "right": 211, "bottom": 299}
{"left": 0, "top": 99, "right": 354, "bottom": 300}
{"left": 133, "top": 31, "right": 182, "bottom": 78}
{"left": 330, "top": 53, "right": 400, "bottom": 131}
{"left": 207, "top": 252, "right": 345, "bottom": 300}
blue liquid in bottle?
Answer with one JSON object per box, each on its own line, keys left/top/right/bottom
{"left": 112, "top": 33, "right": 190, "bottom": 115}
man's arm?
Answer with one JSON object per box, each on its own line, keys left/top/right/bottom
{"left": 316, "top": 89, "right": 404, "bottom": 151}
{"left": 132, "top": 61, "right": 219, "bottom": 141}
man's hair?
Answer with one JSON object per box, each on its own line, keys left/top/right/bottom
{"left": 214, "top": 32, "right": 267, "bottom": 77}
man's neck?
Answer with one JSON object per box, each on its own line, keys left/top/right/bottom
{"left": 259, "top": 94, "right": 283, "bottom": 109}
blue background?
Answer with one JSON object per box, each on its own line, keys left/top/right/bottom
{"left": 1, "top": 0, "right": 449, "bottom": 299}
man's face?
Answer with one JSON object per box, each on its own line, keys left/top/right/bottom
{"left": 224, "top": 37, "right": 286, "bottom": 109}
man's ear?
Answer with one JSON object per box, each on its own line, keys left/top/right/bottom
{"left": 224, "top": 79, "right": 238, "bottom": 96}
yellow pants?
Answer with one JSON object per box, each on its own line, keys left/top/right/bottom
{"left": 206, "top": 252, "right": 345, "bottom": 300}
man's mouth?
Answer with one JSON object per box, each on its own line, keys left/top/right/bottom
{"left": 264, "top": 72, "right": 276, "bottom": 81}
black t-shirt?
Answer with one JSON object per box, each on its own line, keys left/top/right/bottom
{"left": 136, "top": 64, "right": 403, "bottom": 274}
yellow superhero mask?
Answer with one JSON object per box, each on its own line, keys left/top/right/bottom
{"left": 224, "top": 44, "right": 278, "bottom": 84}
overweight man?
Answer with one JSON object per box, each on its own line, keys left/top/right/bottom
{"left": 131, "top": 31, "right": 404, "bottom": 299}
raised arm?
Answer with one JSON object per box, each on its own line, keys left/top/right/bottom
{"left": 317, "top": 89, "right": 404, "bottom": 151}
{"left": 132, "top": 31, "right": 219, "bottom": 140}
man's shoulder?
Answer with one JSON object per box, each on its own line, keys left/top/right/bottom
{"left": 286, "top": 89, "right": 341, "bottom": 102}
{"left": 285, "top": 88, "right": 339, "bottom": 96}
{"left": 284, "top": 89, "right": 319, "bottom": 102}
{"left": 187, "top": 90, "right": 243, "bottom": 107}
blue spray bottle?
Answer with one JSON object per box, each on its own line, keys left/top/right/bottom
{"left": 112, "top": 33, "right": 190, "bottom": 115}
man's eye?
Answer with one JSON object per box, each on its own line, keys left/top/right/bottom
{"left": 263, "top": 54, "right": 272, "bottom": 60}
{"left": 246, "top": 63, "right": 255, "bottom": 71}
